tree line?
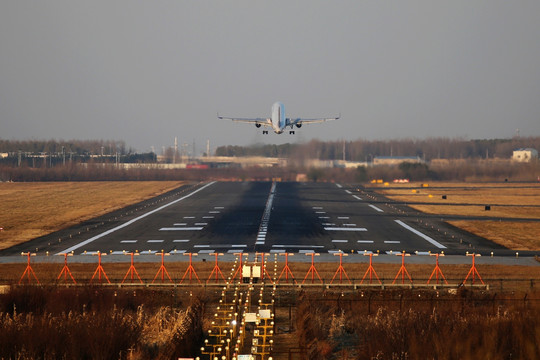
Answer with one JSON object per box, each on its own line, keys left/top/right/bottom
{"left": 0, "top": 139, "right": 129, "bottom": 155}
{"left": 216, "top": 137, "right": 540, "bottom": 161}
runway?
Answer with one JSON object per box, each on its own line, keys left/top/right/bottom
{"left": 1, "top": 181, "right": 519, "bottom": 259}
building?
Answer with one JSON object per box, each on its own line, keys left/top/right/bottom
{"left": 512, "top": 148, "right": 538, "bottom": 162}
{"left": 372, "top": 156, "right": 424, "bottom": 166}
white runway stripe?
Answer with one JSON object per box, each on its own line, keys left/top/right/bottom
{"left": 160, "top": 227, "right": 203, "bottom": 231}
{"left": 394, "top": 220, "right": 446, "bottom": 249}
{"left": 368, "top": 204, "right": 384, "bottom": 212}
{"left": 324, "top": 227, "right": 367, "bottom": 231}
{"left": 56, "top": 182, "right": 217, "bottom": 255}
{"left": 272, "top": 245, "right": 324, "bottom": 248}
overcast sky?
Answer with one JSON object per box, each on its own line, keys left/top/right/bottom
{"left": 1, "top": 1, "right": 539, "bottom": 154}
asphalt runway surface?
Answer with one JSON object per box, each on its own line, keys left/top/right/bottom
{"left": 3, "top": 181, "right": 537, "bottom": 264}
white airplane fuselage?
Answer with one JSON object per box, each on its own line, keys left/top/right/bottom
{"left": 271, "top": 101, "right": 286, "bottom": 134}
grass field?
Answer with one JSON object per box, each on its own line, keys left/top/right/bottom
{"left": 371, "top": 182, "right": 540, "bottom": 250}
{"left": 0, "top": 182, "right": 185, "bottom": 251}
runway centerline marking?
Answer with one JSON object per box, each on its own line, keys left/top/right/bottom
{"left": 394, "top": 220, "right": 446, "bottom": 249}
{"left": 255, "top": 182, "right": 276, "bottom": 246}
{"left": 56, "top": 182, "right": 216, "bottom": 254}
{"left": 353, "top": 195, "right": 363, "bottom": 201}
{"left": 324, "top": 227, "right": 367, "bottom": 232}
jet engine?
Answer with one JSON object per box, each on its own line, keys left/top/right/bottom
{"left": 295, "top": 123, "right": 302, "bottom": 128}
{"left": 255, "top": 123, "right": 261, "bottom": 128}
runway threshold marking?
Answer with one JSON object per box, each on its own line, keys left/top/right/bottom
{"left": 394, "top": 220, "right": 446, "bottom": 249}
{"left": 56, "top": 182, "right": 216, "bottom": 254}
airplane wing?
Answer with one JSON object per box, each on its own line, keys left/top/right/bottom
{"left": 286, "top": 115, "right": 340, "bottom": 127}
{"left": 217, "top": 114, "right": 273, "bottom": 128}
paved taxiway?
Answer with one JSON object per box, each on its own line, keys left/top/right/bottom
{"left": 3, "top": 181, "right": 533, "bottom": 263}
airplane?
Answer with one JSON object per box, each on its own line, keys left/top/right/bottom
{"left": 218, "top": 101, "right": 339, "bottom": 134}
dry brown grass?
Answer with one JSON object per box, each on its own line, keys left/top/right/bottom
{"left": 372, "top": 182, "right": 540, "bottom": 250}
{"left": 450, "top": 220, "right": 540, "bottom": 250}
{"left": 0, "top": 181, "right": 185, "bottom": 250}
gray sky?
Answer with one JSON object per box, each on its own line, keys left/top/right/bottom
{"left": 1, "top": 1, "right": 539, "bottom": 154}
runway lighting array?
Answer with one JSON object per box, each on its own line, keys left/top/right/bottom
{"left": 392, "top": 251, "right": 413, "bottom": 285}
{"left": 14, "top": 250, "right": 488, "bottom": 290}
{"left": 180, "top": 252, "right": 201, "bottom": 284}
{"left": 360, "top": 252, "right": 382, "bottom": 285}
{"left": 121, "top": 251, "right": 142, "bottom": 284}
{"left": 57, "top": 253, "right": 76, "bottom": 284}
{"left": 207, "top": 252, "right": 227, "bottom": 284}
{"left": 152, "top": 250, "right": 172, "bottom": 284}
{"left": 276, "top": 253, "right": 296, "bottom": 284}
{"left": 200, "top": 253, "right": 276, "bottom": 360}
{"left": 463, "top": 253, "right": 485, "bottom": 285}
{"left": 18, "top": 252, "right": 39, "bottom": 285}
{"left": 302, "top": 252, "right": 322, "bottom": 284}
{"left": 427, "top": 253, "right": 448, "bottom": 285}
{"left": 89, "top": 251, "right": 110, "bottom": 284}
{"left": 330, "top": 251, "right": 351, "bottom": 285}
